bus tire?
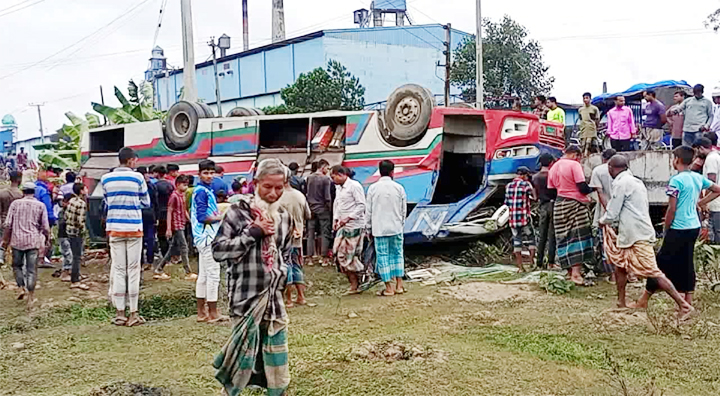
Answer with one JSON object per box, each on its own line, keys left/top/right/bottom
{"left": 166, "top": 101, "right": 201, "bottom": 150}
{"left": 383, "top": 84, "right": 434, "bottom": 146}
{"left": 226, "top": 107, "right": 255, "bottom": 117}
{"left": 199, "top": 103, "right": 215, "bottom": 118}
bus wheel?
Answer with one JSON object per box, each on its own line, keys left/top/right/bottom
{"left": 166, "top": 101, "right": 202, "bottom": 150}
{"left": 383, "top": 84, "right": 434, "bottom": 147}
{"left": 226, "top": 107, "right": 256, "bottom": 117}
{"left": 199, "top": 103, "right": 215, "bottom": 118}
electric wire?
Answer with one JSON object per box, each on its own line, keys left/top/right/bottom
{"left": 0, "top": 0, "right": 153, "bottom": 81}
{"left": 0, "top": 0, "right": 46, "bottom": 18}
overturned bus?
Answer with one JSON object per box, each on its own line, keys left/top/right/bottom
{"left": 79, "top": 84, "right": 564, "bottom": 245}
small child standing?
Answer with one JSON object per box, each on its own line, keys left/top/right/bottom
{"left": 504, "top": 166, "right": 536, "bottom": 272}
{"left": 154, "top": 175, "right": 196, "bottom": 281}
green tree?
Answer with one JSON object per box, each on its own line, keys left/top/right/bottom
{"left": 706, "top": 8, "right": 720, "bottom": 31}
{"left": 450, "top": 15, "right": 554, "bottom": 107}
{"left": 264, "top": 60, "right": 365, "bottom": 114}
{"left": 92, "top": 79, "right": 165, "bottom": 124}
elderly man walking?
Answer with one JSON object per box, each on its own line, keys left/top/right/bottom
{"left": 212, "top": 158, "right": 293, "bottom": 396}
{"left": 331, "top": 165, "right": 367, "bottom": 294}
{"left": 2, "top": 182, "right": 49, "bottom": 309}
{"left": 102, "top": 147, "right": 151, "bottom": 327}
{"left": 366, "top": 160, "right": 407, "bottom": 297}
{"left": 548, "top": 145, "right": 594, "bottom": 285}
{"left": 599, "top": 155, "right": 694, "bottom": 320}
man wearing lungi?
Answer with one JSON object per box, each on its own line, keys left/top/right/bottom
{"left": 277, "top": 166, "right": 311, "bottom": 307}
{"left": 366, "top": 160, "right": 407, "bottom": 297}
{"left": 599, "top": 155, "right": 694, "bottom": 320}
{"left": 212, "top": 158, "right": 294, "bottom": 396}
{"left": 331, "top": 165, "right": 367, "bottom": 295}
{"left": 547, "top": 145, "right": 594, "bottom": 285}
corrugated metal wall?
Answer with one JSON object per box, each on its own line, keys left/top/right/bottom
{"left": 153, "top": 25, "right": 473, "bottom": 111}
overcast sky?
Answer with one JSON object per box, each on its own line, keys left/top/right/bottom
{"left": 1, "top": 0, "right": 719, "bottom": 140}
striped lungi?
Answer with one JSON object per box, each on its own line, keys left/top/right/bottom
{"left": 554, "top": 197, "right": 594, "bottom": 269}
{"left": 374, "top": 234, "right": 405, "bottom": 283}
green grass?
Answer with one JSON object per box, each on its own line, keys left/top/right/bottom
{"left": 3, "top": 263, "right": 720, "bottom": 395}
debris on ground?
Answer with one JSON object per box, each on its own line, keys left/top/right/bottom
{"left": 348, "top": 312, "right": 359, "bottom": 319}
{"left": 438, "top": 282, "right": 538, "bottom": 303}
{"left": 11, "top": 342, "right": 25, "bottom": 350}
{"left": 407, "top": 263, "right": 519, "bottom": 285}
{"left": 89, "top": 382, "right": 166, "bottom": 396}
{"left": 350, "top": 341, "right": 448, "bottom": 363}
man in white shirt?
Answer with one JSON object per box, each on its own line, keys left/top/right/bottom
{"left": 330, "top": 165, "right": 367, "bottom": 294}
{"left": 366, "top": 160, "right": 407, "bottom": 297}
{"left": 599, "top": 155, "right": 693, "bottom": 319}
{"left": 698, "top": 137, "right": 720, "bottom": 242}
{"left": 589, "top": 149, "right": 617, "bottom": 279}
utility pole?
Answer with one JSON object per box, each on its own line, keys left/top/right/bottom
{"left": 444, "top": 24, "right": 451, "bottom": 107}
{"left": 29, "top": 103, "right": 45, "bottom": 143}
{"left": 209, "top": 37, "right": 222, "bottom": 117}
{"left": 475, "top": 0, "right": 484, "bottom": 109}
{"left": 180, "top": 0, "right": 198, "bottom": 102}
{"left": 271, "top": 0, "right": 286, "bottom": 43}
{"left": 100, "top": 86, "right": 108, "bottom": 125}
{"left": 242, "top": 0, "right": 249, "bottom": 51}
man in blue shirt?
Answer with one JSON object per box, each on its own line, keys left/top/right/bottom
{"left": 192, "top": 159, "right": 225, "bottom": 323}
{"left": 35, "top": 168, "right": 56, "bottom": 268}
{"left": 634, "top": 146, "right": 720, "bottom": 311}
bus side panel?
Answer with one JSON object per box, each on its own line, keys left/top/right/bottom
{"left": 211, "top": 119, "right": 259, "bottom": 156}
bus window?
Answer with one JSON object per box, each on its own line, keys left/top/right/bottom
{"left": 259, "top": 118, "right": 309, "bottom": 149}
{"left": 90, "top": 127, "right": 125, "bottom": 153}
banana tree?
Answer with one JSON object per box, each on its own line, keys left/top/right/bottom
{"left": 34, "top": 111, "right": 92, "bottom": 169}
{"left": 92, "top": 79, "right": 165, "bottom": 125}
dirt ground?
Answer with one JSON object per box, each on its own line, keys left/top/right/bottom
{"left": 2, "top": 258, "right": 720, "bottom": 396}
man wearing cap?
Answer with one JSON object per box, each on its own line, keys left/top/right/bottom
{"left": 504, "top": 166, "right": 536, "bottom": 272}
{"left": 671, "top": 84, "right": 714, "bottom": 146}
{"left": 2, "top": 182, "right": 49, "bottom": 308}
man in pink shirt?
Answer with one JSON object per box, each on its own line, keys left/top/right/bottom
{"left": 606, "top": 96, "right": 636, "bottom": 152}
{"left": 548, "top": 145, "right": 594, "bottom": 285}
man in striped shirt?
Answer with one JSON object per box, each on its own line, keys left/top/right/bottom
{"left": 101, "top": 147, "right": 151, "bottom": 327}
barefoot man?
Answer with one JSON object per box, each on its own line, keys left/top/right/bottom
{"left": 600, "top": 155, "right": 695, "bottom": 320}
{"left": 212, "top": 159, "right": 293, "bottom": 396}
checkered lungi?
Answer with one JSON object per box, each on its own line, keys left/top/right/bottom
{"left": 374, "top": 234, "right": 404, "bottom": 283}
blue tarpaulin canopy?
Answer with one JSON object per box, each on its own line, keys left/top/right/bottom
{"left": 591, "top": 80, "right": 692, "bottom": 109}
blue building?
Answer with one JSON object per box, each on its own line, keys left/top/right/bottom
{"left": 150, "top": 25, "right": 472, "bottom": 114}
{"left": 0, "top": 114, "right": 17, "bottom": 154}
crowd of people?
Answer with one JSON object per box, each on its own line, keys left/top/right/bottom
{"left": 531, "top": 83, "right": 720, "bottom": 155}
{"left": 0, "top": 144, "right": 408, "bottom": 395}
{"left": 505, "top": 132, "right": 720, "bottom": 322}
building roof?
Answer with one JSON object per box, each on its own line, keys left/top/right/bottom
{"left": 167, "top": 24, "right": 471, "bottom": 77}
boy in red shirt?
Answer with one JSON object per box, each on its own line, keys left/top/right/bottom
{"left": 153, "top": 175, "right": 196, "bottom": 280}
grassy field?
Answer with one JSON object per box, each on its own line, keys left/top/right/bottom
{"left": 2, "top": 258, "right": 720, "bottom": 396}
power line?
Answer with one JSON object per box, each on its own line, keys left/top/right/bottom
{"left": 0, "top": 0, "right": 46, "bottom": 18}
{"left": 0, "top": 0, "right": 35, "bottom": 13}
{"left": 151, "top": 0, "right": 169, "bottom": 50}
{"left": 0, "top": 0, "right": 152, "bottom": 81}
{"left": 46, "top": 0, "right": 155, "bottom": 71}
